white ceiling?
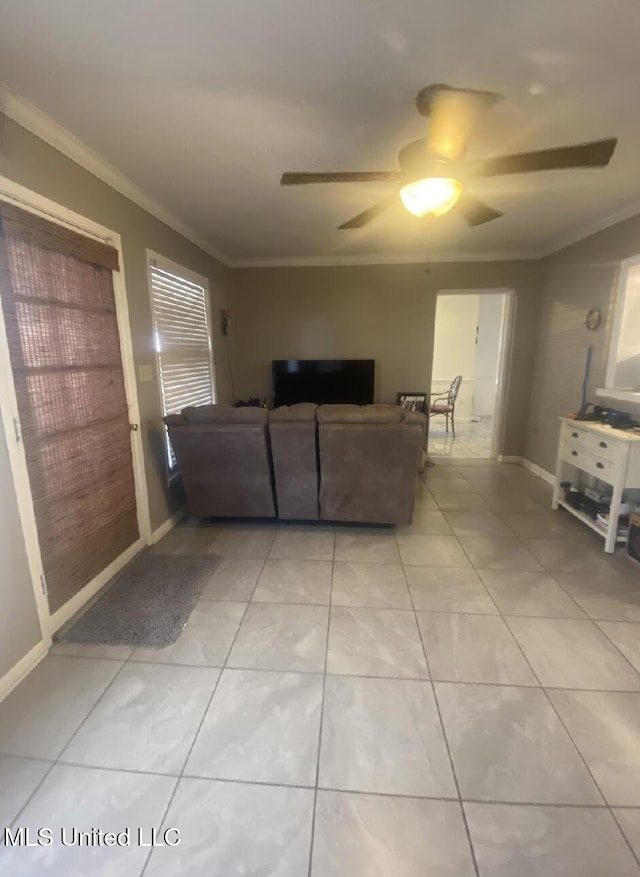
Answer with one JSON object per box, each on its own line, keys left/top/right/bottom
{"left": 1, "top": 0, "right": 640, "bottom": 263}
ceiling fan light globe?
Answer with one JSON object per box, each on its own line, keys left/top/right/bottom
{"left": 399, "top": 177, "right": 463, "bottom": 217}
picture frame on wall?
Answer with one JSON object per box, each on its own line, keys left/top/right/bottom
{"left": 396, "top": 392, "right": 428, "bottom": 413}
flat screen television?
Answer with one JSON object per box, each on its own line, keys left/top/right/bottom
{"left": 272, "top": 359, "right": 375, "bottom": 408}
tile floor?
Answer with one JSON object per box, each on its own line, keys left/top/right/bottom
{"left": 428, "top": 415, "right": 494, "bottom": 458}
{"left": 2, "top": 460, "right": 640, "bottom": 874}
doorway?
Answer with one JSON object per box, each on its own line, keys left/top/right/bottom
{"left": 0, "top": 184, "right": 149, "bottom": 639}
{"left": 429, "top": 289, "right": 512, "bottom": 459}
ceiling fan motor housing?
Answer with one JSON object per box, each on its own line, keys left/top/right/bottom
{"left": 415, "top": 83, "right": 452, "bottom": 117}
{"left": 398, "top": 139, "right": 450, "bottom": 181}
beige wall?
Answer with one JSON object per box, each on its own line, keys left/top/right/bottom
{"left": 0, "top": 114, "right": 234, "bottom": 532}
{"left": 229, "top": 260, "right": 542, "bottom": 456}
{"left": 526, "top": 214, "right": 640, "bottom": 474}
{"left": 0, "top": 424, "right": 41, "bottom": 680}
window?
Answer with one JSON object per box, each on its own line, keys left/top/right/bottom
{"left": 148, "top": 253, "right": 215, "bottom": 477}
{"left": 604, "top": 255, "right": 640, "bottom": 398}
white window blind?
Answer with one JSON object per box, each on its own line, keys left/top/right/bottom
{"left": 149, "top": 259, "right": 215, "bottom": 474}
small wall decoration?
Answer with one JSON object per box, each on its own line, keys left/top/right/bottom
{"left": 585, "top": 307, "right": 602, "bottom": 331}
{"left": 396, "top": 392, "right": 427, "bottom": 412}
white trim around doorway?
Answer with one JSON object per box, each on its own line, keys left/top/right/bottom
{"left": 0, "top": 174, "right": 151, "bottom": 649}
{"left": 432, "top": 287, "right": 514, "bottom": 459}
{"left": 491, "top": 288, "right": 516, "bottom": 458}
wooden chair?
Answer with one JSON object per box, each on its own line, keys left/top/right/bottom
{"left": 429, "top": 375, "right": 462, "bottom": 436}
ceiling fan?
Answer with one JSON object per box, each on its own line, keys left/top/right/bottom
{"left": 280, "top": 84, "right": 617, "bottom": 229}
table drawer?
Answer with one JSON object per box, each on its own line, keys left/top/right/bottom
{"left": 588, "top": 434, "right": 623, "bottom": 463}
{"left": 586, "top": 453, "right": 621, "bottom": 482}
{"left": 563, "top": 425, "right": 590, "bottom": 452}
{"left": 562, "top": 442, "right": 594, "bottom": 470}
{"left": 562, "top": 443, "right": 621, "bottom": 483}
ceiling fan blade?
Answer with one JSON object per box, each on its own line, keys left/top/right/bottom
{"left": 470, "top": 138, "right": 617, "bottom": 178}
{"left": 424, "top": 85, "right": 501, "bottom": 163}
{"left": 456, "top": 194, "right": 503, "bottom": 227}
{"left": 280, "top": 171, "right": 401, "bottom": 185}
{"left": 339, "top": 194, "right": 399, "bottom": 229}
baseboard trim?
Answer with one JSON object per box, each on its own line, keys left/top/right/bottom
{"left": 0, "top": 639, "right": 50, "bottom": 704}
{"left": 521, "top": 458, "right": 555, "bottom": 485}
{"left": 150, "top": 507, "right": 188, "bottom": 545}
{"left": 498, "top": 455, "right": 523, "bottom": 464}
{"left": 49, "top": 538, "right": 146, "bottom": 636}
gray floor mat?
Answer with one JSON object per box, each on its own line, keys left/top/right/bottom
{"left": 61, "top": 553, "right": 218, "bottom": 648}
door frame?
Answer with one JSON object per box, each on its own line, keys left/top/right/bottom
{"left": 0, "top": 174, "right": 151, "bottom": 642}
{"left": 491, "top": 289, "right": 517, "bottom": 459}
{"left": 431, "top": 287, "right": 515, "bottom": 459}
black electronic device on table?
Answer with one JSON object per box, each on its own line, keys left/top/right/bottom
{"left": 574, "top": 403, "right": 602, "bottom": 421}
{"left": 574, "top": 404, "right": 635, "bottom": 430}
{"left": 604, "top": 410, "right": 634, "bottom": 430}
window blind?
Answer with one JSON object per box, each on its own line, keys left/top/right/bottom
{"left": 149, "top": 261, "right": 215, "bottom": 472}
{"left": 0, "top": 200, "right": 120, "bottom": 271}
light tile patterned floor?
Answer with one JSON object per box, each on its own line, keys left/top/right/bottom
{"left": 428, "top": 415, "right": 494, "bottom": 458}
{"left": 2, "top": 460, "right": 640, "bottom": 875}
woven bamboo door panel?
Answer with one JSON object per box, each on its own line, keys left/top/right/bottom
{"left": 0, "top": 232, "right": 139, "bottom": 613}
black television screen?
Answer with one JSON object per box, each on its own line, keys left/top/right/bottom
{"left": 272, "top": 359, "right": 375, "bottom": 408}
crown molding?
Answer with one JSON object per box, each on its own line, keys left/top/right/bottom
{"left": 0, "top": 84, "right": 230, "bottom": 266}
{"left": 225, "top": 249, "right": 540, "bottom": 268}
{"left": 541, "top": 196, "right": 640, "bottom": 258}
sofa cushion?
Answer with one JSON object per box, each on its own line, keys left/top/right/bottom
{"left": 163, "top": 413, "right": 186, "bottom": 426}
{"left": 317, "top": 412, "right": 424, "bottom": 525}
{"left": 403, "top": 410, "right": 428, "bottom": 428}
{"left": 166, "top": 418, "right": 276, "bottom": 518}
{"left": 269, "top": 403, "right": 317, "bottom": 422}
{"left": 182, "top": 405, "right": 268, "bottom": 425}
{"left": 269, "top": 406, "right": 319, "bottom": 520}
{"left": 317, "top": 404, "right": 404, "bottom": 425}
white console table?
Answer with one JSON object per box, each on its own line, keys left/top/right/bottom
{"left": 552, "top": 417, "right": 640, "bottom": 553}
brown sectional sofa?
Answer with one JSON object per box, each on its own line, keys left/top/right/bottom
{"left": 163, "top": 406, "right": 276, "bottom": 518}
{"left": 164, "top": 403, "right": 425, "bottom": 525}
